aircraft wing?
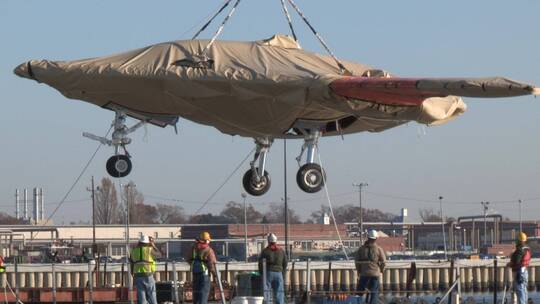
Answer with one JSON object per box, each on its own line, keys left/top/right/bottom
{"left": 330, "top": 77, "right": 539, "bottom": 106}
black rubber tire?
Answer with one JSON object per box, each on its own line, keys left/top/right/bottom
{"left": 242, "top": 169, "right": 271, "bottom": 196}
{"left": 106, "top": 155, "right": 132, "bottom": 178}
{"left": 296, "top": 163, "right": 326, "bottom": 193}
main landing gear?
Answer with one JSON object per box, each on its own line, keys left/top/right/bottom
{"left": 242, "top": 138, "right": 273, "bottom": 196}
{"left": 83, "top": 112, "right": 145, "bottom": 178}
{"left": 295, "top": 130, "right": 325, "bottom": 193}
{"left": 241, "top": 130, "right": 326, "bottom": 196}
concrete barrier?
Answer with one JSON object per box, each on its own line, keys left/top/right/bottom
{"left": 2, "top": 259, "right": 540, "bottom": 294}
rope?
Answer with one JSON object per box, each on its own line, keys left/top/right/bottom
{"left": 191, "top": 0, "right": 233, "bottom": 40}
{"left": 279, "top": 0, "right": 298, "bottom": 42}
{"left": 200, "top": 0, "right": 243, "bottom": 59}
{"left": 317, "top": 150, "right": 349, "bottom": 261}
{"left": 285, "top": 0, "right": 351, "bottom": 75}
{"left": 32, "top": 125, "right": 112, "bottom": 238}
{"left": 4, "top": 280, "right": 24, "bottom": 304}
{"left": 194, "top": 147, "right": 255, "bottom": 215}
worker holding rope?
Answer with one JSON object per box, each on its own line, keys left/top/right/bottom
{"left": 188, "top": 231, "right": 218, "bottom": 304}
{"left": 507, "top": 232, "right": 532, "bottom": 304}
{"left": 355, "top": 230, "right": 386, "bottom": 304}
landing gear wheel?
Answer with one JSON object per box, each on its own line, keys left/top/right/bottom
{"left": 242, "top": 169, "right": 271, "bottom": 196}
{"left": 106, "top": 155, "right": 132, "bottom": 178}
{"left": 296, "top": 163, "right": 326, "bottom": 193}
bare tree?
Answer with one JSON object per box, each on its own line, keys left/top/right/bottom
{"left": 156, "top": 204, "right": 186, "bottom": 224}
{"left": 262, "top": 202, "right": 301, "bottom": 224}
{"left": 419, "top": 208, "right": 442, "bottom": 222}
{"left": 95, "top": 177, "right": 120, "bottom": 224}
{"left": 220, "top": 201, "right": 263, "bottom": 224}
{"left": 0, "top": 212, "right": 26, "bottom": 225}
{"left": 120, "top": 181, "right": 157, "bottom": 224}
{"left": 310, "top": 204, "right": 397, "bottom": 224}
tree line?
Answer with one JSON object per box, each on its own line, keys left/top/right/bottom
{"left": 0, "top": 177, "right": 447, "bottom": 225}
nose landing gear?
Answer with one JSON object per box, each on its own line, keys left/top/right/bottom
{"left": 83, "top": 111, "right": 145, "bottom": 178}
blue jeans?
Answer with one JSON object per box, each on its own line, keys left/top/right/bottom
{"left": 513, "top": 269, "right": 528, "bottom": 304}
{"left": 193, "top": 273, "right": 211, "bottom": 304}
{"left": 264, "top": 271, "right": 285, "bottom": 304}
{"left": 358, "top": 276, "right": 380, "bottom": 304}
{"left": 134, "top": 275, "right": 157, "bottom": 304}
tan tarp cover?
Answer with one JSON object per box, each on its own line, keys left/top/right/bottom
{"left": 14, "top": 35, "right": 537, "bottom": 138}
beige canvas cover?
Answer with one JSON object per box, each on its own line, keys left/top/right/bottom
{"left": 14, "top": 35, "right": 538, "bottom": 138}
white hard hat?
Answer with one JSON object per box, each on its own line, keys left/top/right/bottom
{"left": 139, "top": 235, "right": 150, "bottom": 244}
{"left": 267, "top": 233, "right": 278, "bottom": 243}
{"left": 367, "top": 230, "right": 378, "bottom": 240}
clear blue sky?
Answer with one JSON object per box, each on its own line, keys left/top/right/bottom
{"left": 1, "top": 0, "right": 539, "bottom": 223}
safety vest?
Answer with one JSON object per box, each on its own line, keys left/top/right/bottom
{"left": 130, "top": 246, "right": 155, "bottom": 274}
{"left": 191, "top": 246, "right": 210, "bottom": 275}
{"left": 0, "top": 256, "right": 5, "bottom": 273}
{"left": 521, "top": 247, "right": 532, "bottom": 268}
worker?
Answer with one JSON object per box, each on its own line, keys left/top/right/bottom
{"left": 355, "top": 230, "right": 386, "bottom": 304}
{"left": 130, "top": 235, "right": 162, "bottom": 304}
{"left": 0, "top": 255, "right": 5, "bottom": 273}
{"left": 188, "top": 231, "right": 217, "bottom": 304}
{"left": 507, "top": 232, "right": 532, "bottom": 304}
{"left": 258, "top": 233, "right": 288, "bottom": 304}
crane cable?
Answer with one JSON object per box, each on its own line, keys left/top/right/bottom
{"left": 32, "top": 125, "right": 112, "bottom": 238}
{"left": 285, "top": 0, "right": 352, "bottom": 75}
{"left": 317, "top": 150, "right": 350, "bottom": 260}
{"left": 194, "top": 147, "right": 255, "bottom": 215}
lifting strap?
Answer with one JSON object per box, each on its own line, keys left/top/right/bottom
{"left": 285, "top": 0, "right": 352, "bottom": 75}
{"left": 192, "top": 0, "right": 233, "bottom": 40}
{"left": 279, "top": 0, "right": 298, "bottom": 42}
{"left": 200, "top": 0, "right": 243, "bottom": 59}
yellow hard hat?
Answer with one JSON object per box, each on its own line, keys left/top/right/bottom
{"left": 199, "top": 231, "right": 211, "bottom": 241}
{"left": 518, "top": 232, "right": 527, "bottom": 242}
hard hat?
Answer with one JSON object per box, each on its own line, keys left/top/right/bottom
{"left": 268, "top": 233, "right": 278, "bottom": 243}
{"left": 139, "top": 235, "right": 150, "bottom": 244}
{"left": 367, "top": 230, "right": 378, "bottom": 240}
{"left": 199, "top": 231, "right": 211, "bottom": 241}
{"left": 518, "top": 232, "right": 527, "bottom": 242}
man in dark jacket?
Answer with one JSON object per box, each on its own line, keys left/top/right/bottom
{"left": 355, "top": 230, "right": 386, "bottom": 304}
{"left": 507, "top": 232, "right": 532, "bottom": 304}
{"left": 258, "top": 233, "right": 287, "bottom": 304}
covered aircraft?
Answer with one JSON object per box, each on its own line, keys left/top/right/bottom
{"left": 13, "top": 34, "right": 539, "bottom": 196}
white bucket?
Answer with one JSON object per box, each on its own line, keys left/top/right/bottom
{"left": 230, "top": 296, "right": 264, "bottom": 304}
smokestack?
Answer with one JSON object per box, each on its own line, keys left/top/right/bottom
{"left": 15, "top": 189, "right": 20, "bottom": 219}
{"left": 39, "top": 188, "right": 44, "bottom": 221}
{"left": 23, "top": 188, "right": 28, "bottom": 220}
{"left": 33, "top": 187, "right": 39, "bottom": 224}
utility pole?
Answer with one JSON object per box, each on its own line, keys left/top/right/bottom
{"left": 123, "top": 183, "right": 134, "bottom": 304}
{"left": 283, "top": 139, "right": 290, "bottom": 259}
{"left": 86, "top": 177, "right": 97, "bottom": 258}
{"left": 518, "top": 199, "right": 523, "bottom": 232}
{"left": 91, "top": 177, "right": 96, "bottom": 257}
{"left": 353, "top": 183, "right": 368, "bottom": 242}
{"left": 242, "top": 193, "right": 248, "bottom": 262}
{"left": 481, "top": 201, "right": 490, "bottom": 247}
{"left": 438, "top": 196, "right": 447, "bottom": 260}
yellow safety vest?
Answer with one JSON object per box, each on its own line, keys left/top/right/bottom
{"left": 0, "top": 257, "right": 5, "bottom": 273}
{"left": 130, "top": 246, "right": 155, "bottom": 274}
